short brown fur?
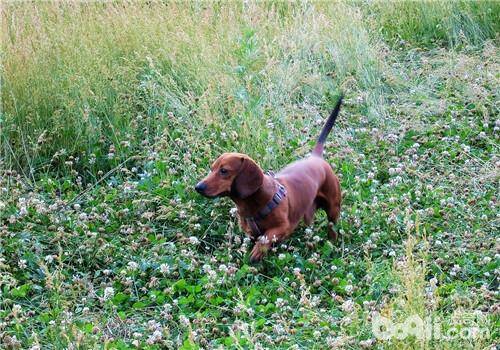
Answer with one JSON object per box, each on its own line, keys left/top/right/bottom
{"left": 196, "top": 98, "right": 343, "bottom": 262}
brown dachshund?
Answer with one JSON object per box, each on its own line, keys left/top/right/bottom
{"left": 196, "top": 96, "right": 343, "bottom": 262}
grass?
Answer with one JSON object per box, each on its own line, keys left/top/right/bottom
{"left": 365, "top": 1, "right": 500, "bottom": 48}
{"left": 1, "top": 1, "right": 499, "bottom": 349}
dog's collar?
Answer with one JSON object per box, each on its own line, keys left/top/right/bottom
{"left": 245, "top": 172, "right": 286, "bottom": 239}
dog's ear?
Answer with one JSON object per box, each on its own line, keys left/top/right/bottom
{"left": 233, "top": 157, "right": 264, "bottom": 199}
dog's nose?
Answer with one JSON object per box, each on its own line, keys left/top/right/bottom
{"left": 195, "top": 182, "right": 207, "bottom": 194}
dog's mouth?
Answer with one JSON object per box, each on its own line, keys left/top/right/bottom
{"left": 198, "top": 192, "right": 218, "bottom": 198}
{"left": 198, "top": 190, "right": 229, "bottom": 198}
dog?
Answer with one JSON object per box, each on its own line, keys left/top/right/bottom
{"left": 195, "top": 95, "right": 343, "bottom": 262}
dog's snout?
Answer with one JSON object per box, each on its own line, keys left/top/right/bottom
{"left": 195, "top": 182, "right": 207, "bottom": 194}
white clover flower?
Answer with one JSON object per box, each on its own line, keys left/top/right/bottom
{"left": 278, "top": 253, "right": 286, "bottom": 260}
{"left": 146, "top": 330, "right": 162, "bottom": 345}
{"left": 450, "top": 264, "right": 461, "bottom": 276}
{"left": 159, "top": 264, "right": 170, "bottom": 274}
{"left": 482, "top": 256, "right": 492, "bottom": 265}
{"left": 276, "top": 298, "right": 286, "bottom": 308}
{"left": 179, "top": 314, "right": 190, "bottom": 327}
{"left": 341, "top": 299, "right": 355, "bottom": 312}
{"left": 188, "top": 236, "right": 200, "bottom": 245}
{"left": 103, "top": 287, "right": 114, "bottom": 300}
{"left": 430, "top": 277, "right": 438, "bottom": 288}
{"left": 258, "top": 235, "right": 269, "bottom": 244}
{"left": 359, "top": 339, "right": 374, "bottom": 348}
{"left": 273, "top": 323, "right": 285, "bottom": 335}
{"left": 147, "top": 320, "right": 161, "bottom": 331}
{"left": 19, "top": 206, "right": 28, "bottom": 216}
{"left": 345, "top": 285, "right": 354, "bottom": 295}
{"left": 12, "top": 304, "right": 22, "bottom": 315}
{"left": 127, "top": 261, "right": 139, "bottom": 271}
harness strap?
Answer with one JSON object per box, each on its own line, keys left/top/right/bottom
{"left": 245, "top": 174, "right": 286, "bottom": 239}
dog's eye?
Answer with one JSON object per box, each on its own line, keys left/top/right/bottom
{"left": 219, "top": 168, "right": 228, "bottom": 175}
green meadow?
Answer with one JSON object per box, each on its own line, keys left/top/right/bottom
{"left": 1, "top": 1, "right": 499, "bottom": 349}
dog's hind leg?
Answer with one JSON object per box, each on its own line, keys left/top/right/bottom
{"left": 303, "top": 202, "right": 316, "bottom": 226}
{"left": 326, "top": 204, "right": 340, "bottom": 241}
{"left": 318, "top": 175, "right": 341, "bottom": 241}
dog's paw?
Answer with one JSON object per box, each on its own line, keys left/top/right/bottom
{"left": 249, "top": 243, "right": 269, "bottom": 263}
{"left": 328, "top": 222, "right": 338, "bottom": 241}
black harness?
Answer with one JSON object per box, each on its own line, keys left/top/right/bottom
{"left": 244, "top": 172, "right": 287, "bottom": 240}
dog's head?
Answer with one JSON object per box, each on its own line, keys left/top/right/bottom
{"left": 195, "top": 152, "right": 264, "bottom": 199}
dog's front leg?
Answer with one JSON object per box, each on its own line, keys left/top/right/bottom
{"left": 249, "top": 228, "right": 285, "bottom": 263}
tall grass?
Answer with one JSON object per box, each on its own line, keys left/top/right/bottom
{"left": 365, "top": 1, "right": 499, "bottom": 47}
{"left": 372, "top": 222, "right": 496, "bottom": 350}
{"left": 2, "top": 2, "right": 240, "bottom": 177}
{"left": 1, "top": 1, "right": 498, "bottom": 180}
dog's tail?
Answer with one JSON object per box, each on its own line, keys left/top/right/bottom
{"left": 312, "top": 94, "right": 343, "bottom": 157}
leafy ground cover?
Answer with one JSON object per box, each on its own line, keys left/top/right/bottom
{"left": 1, "top": 2, "right": 499, "bottom": 349}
